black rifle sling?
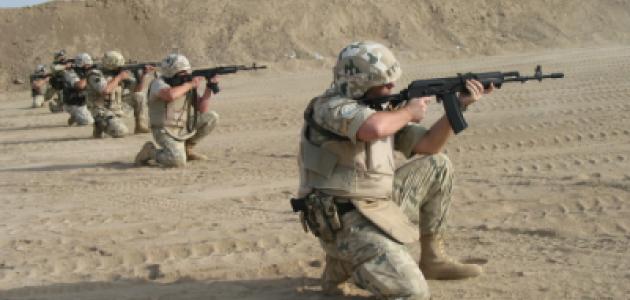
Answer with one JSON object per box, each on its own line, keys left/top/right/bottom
{"left": 186, "top": 89, "right": 198, "bottom": 133}
{"left": 303, "top": 102, "right": 350, "bottom": 142}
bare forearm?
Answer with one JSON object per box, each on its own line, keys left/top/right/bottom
{"left": 103, "top": 77, "right": 122, "bottom": 94}
{"left": 75, "top": 79, "right": 87, "bottom": 90}
{"left": 413, "top": 115, "right": 453, "bottom": 154}
{"left": 196, "top": 89, "right": 212, "bottom": 113}
{"left": 158, "top": 82, "right": 194, "bottom": 102}
{"left": 134, "top": 73, "right": 152, "bottom": 92}
{"left": 357, "top": 109, "right": 413, "bottom": 142}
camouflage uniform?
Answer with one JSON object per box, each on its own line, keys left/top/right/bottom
{"left": 62, "top": 67, "right": 94, "bottom": 126}
{"left": 150, "top": 109, "right": 219, "bottom": 167}
{"left": 298, "top": 41, "right": 477, "bottom": 299}
{"left": 135, "top": 54, "right": 219, "bottom": 167}
{"left": 30, "top": 64, "right": 49, "bottom": 108}
{"left": 46, "top": 51, "right": 69, "bottom": 113}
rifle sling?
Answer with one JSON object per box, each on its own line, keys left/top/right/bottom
{"left": 303, "top": 103, "right": 350, "bottom": 142}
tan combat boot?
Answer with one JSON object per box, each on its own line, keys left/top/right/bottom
{"left": 135, "top": 141, "right": 156, "bottom": 166}
{"left": 419, "top": 234, "right": 482, "bottom": 280}
{"left": 134, "top": 114, "right": 150, "bottom": 134}
{"left": 67, "top": 116, "right": 75, "bottom": 126}
{"left": 185, "top": 141, "right": 208, "bottom": 161}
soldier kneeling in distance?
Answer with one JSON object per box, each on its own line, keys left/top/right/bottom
{"left": 135, "top": 54, "right": 219, "bottom": 167}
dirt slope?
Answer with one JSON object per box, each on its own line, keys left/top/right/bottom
{"left": 1, "top": 0, "right": 630, "bottom": 90}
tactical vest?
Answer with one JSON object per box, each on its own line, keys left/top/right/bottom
{"left": 148, "top": 79, "right": 197, "bottom": 140}
{"left": 86, "top": 70, "right": 124, "bottom": 115}
{"left": 299, "top": 97, "right": 395, "bottom": 199}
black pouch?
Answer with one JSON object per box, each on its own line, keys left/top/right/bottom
{"left": 291, "top": 193, "right": 342, "bottom": 242}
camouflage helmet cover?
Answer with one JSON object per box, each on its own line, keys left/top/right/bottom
{"left": 74, "top": 53, "right": 94, "bottom": 67}
{"left": 34, "top": 64, "right": 48, "bottom": 75}
{"left": 102, "top": 50, "right": 125, "bottom": 70}
{"left": 54, "top": 49, "right": 66, "bottom": 61}
{"left": 161, "top": 54, "right": 192, "bottom": 78}
{"left": 333, "top": 41, "right": 402, "bottom": 99}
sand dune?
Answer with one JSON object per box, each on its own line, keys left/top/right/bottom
{"left": 2, "top": 0, "right": 630, "bottom": 89}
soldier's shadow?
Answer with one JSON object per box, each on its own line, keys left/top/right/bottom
{"left": 0, "top": 161, "right": 136, "bottom": 172}
{"left": 0, "top": 136, "right": 92, "bottom": 146}
{"left": 0, "top": 124, "right": 70, "bottom": 132}
{"left": 0, "top": 277, "right": 368, "bottom": 300}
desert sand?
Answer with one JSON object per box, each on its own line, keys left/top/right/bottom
{"left": 1, "top": 45, "right": 629, "bottom": 299}
{"left": 1, "top": 1, "right": 630, "bottom": 299}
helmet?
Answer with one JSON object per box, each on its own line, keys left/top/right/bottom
{"left": 54, "top": 49, "right": 66, "bottom": 62}
{"left": 34, "top": 64, "right": 48, "bottom": 75}
{"left": 102, "top": 51, "right": 125, "bottom": 70}
{"left": 74, "top": 53, "right": 94, "bottom": 67}
{"left": 333, "top": 41, "right": 402, "bottom": 99}
{"left": 160, "top": 54, "right": 191, "bottom": 78}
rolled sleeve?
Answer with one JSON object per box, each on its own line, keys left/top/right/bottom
{"left": 148, "top": 79, "right": 170, "bottom": 102}
{"left": 394, "top": 123, "right": 429, "bottom": 158}
{"left": 87, "top": 73, "right": 108, "bottom": 94}
{"left": 313, "top": 97, "right": 375, "bottom": 144}
{"left": 63, "top": 71, "right": 80, "bottom": 87}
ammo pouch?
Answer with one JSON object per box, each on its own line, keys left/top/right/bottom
{"left": 291, "top": 193, "right": 342, "bottom": 242}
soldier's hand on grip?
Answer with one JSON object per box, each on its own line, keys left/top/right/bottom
{"left": 190, "top": 76, "right": 204, "bottom": 88}
{"left": 118, "top": 70, "right": 132, "bottom": 80}
{"left": 459, "top": 79, "right": 494, "bottom": 107}
{"left": 404, "top": 97, "right": 430, "bottom": 123}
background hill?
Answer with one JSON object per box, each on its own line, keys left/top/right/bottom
{"left": 1, "top": 0, "right": 630, "bottom": 90}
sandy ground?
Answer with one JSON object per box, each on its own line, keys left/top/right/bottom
{"left": 0, "top": 46, "right": 629, "bottom": 299}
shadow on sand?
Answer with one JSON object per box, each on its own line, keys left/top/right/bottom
{"left": 0, "top": 136, "right": 93, "bottom": 146}
{"left": 0, "top": 161, "right": 136, "bottom": 173}
{"left": 0, "top": 277, "right": 367, "bottom": 300}
{"left": 0, "top": 124, "right": 72, "bottom": 132}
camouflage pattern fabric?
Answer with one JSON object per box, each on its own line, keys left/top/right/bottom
{"left": 160, "top": 54, "right": 191, "bottom": 78}
{"left": 150, "top": 111, "right": 218, "bottom": 167}
{"left": 333, "top": 41, "right": 402, "bottom": 99}
{"left": 320, "top": 211, "right": 430, "bottom": 300}
{"left": 125, "top": 91, "right": 148, "bottom": 123}
{"left": 93, "top": 107, "right": 128, "bottom": 138}
{"left": 393, "top": 153, "right": 454, "bottom": 235}
{"left": 32, "top": 95, "right": 45, "bottom": 108}
{"left": 63, "top": 104, "right": 94, "bottom": 125}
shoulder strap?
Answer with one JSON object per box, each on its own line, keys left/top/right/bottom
{"left": 303, "top": 99, "right": 350, "bottom": 142}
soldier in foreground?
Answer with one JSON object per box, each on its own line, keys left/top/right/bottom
{"left": 30, "top": 64, "right": 50, "bottom": 108}
{"left": 62, "top": 53, "right": 94, "bottom": 126}
{"left": 85, "top": 51, "right": 152, "bottom": 138}
{"left": 293, "top": 41, "right": 493, "bottom": 299}
{"left": 135, "top": 54, "right": 219, "bottom": 167}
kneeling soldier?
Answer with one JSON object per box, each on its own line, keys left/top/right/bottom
{"left": 30, "top": 64, "right": 50, "bottom": 108}
{"left": 86, "top": 51, "right": 152, "bottom": 138}
{"left": 135, "top": 54, "right": 219, "bottom": 167}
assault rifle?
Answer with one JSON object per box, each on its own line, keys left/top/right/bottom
{"left": 102, "top": 62, "right": 160, "bottom": 79}
{"left": 363, "top": 65, "right": 564, "bottom": 134}
{"left": 165, "top": 63, "right": 267, "bottom": 93}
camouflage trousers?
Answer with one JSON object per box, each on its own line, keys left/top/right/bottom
{"left": 46, "top": 88, "right": 64, "bottom": 113}
{"left": 319, "top": 153, "right": 454, "bottom": 300}
{"left": 32, "top": 95, "right": 45, "bottom": 108}
{"left": 150, "top": 111, "right": 219, "bottom": 167}
{"left": 92, "top": 108, "right": 129, "bottom": 138}
{"left": 64, "top": 104, "right": 94, "bottom": 126}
